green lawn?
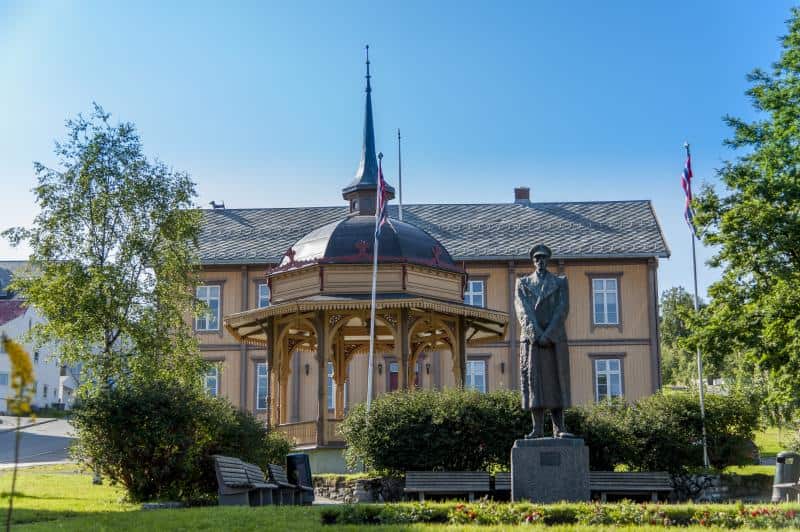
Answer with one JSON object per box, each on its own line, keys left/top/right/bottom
{"left": 0, "top": 465, "right": 794, "bottom": 531}
{"left": 755, "top": 426, "right": 792, "bottom": 459}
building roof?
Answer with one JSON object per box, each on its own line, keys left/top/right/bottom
{"left": 275, "top": 215, "right": 459, "bottom": 273}
{"left": 0, "top": 299, "right": 27, "bottom": 326}
{"left": 199, "top": 200, "right": 670, "bottom": 266}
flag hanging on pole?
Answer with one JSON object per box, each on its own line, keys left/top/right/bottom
{"left": 681, "top": 143, "right": 696, "bottom": 235}
{"left": 375, "top": 158, "right": 393, "bottom": 238}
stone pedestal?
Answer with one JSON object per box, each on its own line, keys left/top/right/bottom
{"left": 511, "top": 437, "right": 590, "bottom": 503}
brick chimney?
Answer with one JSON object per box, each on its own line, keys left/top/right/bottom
{"left": 514, "top": 187, "right": 531, "bottom": 205}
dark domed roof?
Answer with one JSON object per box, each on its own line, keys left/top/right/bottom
{"left": 277, "top": 215, "right": 460, "bottom": 272}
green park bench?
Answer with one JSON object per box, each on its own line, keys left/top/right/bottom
{"left": 404, "top": 471, "right": 491, "bottom": 502}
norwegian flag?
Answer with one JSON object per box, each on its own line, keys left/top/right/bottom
{"left": 681, "top": 145, "right": 696, "bottom": 235}
{"left": 375, "top": 157, "right": 393, "bottom": 238}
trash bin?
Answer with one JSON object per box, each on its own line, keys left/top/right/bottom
{"left": 287, "top": 453, "right": 315, "bottom": 504}
{"left": 772, "top": 451, "right": 800, "bottom": 502}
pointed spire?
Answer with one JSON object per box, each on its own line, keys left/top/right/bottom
{"left": 342, "top": 45, "right": 394, "bottom": 213}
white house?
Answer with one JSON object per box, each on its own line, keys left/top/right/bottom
{"left": 0, "top": 261, "right": 75, "bottom": 413}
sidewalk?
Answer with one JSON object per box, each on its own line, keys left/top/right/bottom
{"left": 0, "top": 416, "right": 58, "bottom": 433}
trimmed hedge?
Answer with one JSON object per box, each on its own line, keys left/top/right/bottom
{"left": 321, "top": 501, "right": 800, "bottom": 528}
{"left": 340, "top": 389, "right": 758, "bottom": 475}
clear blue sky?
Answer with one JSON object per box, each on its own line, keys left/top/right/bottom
{"left": 1, "top": 1, "right": 795, "bottom": 297}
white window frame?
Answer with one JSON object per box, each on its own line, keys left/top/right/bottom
{"left": 257, "top": 283, "right": 270, "bottom": 308}
{"left": 594, "top": 358, "right": 623, "bottom": 401}
{"left": 592, "top": 278, "right": 619, "bottom": 325}
{"left": 195, "top": 285, "right": 221, "bottom": 331}
{"left": 205, "top": 366, "right": 219, "bottom": 397}
{"left": 466, "top": 359, "right": 487, "bottom": 393}
{"left": 327, "top": 362, "right": 335, "bottom": 410}
{"left": 256, "top": 362, "right": 268, "bottom": 411}
{"left": 0, "top": 372, "right": 8, "bottom": 386}
{"left": 464, "top": 279, "right": 486, "bottom": 308}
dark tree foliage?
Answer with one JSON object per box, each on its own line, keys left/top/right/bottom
{"left": 692, "top": 9, "right": 800, "bottom": 405}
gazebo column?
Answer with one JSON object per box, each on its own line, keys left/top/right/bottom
{"left": 399, "top": 309, "right": 410, "bottom": 390}
{"left": 332, "top": 332, "right": 347, "bottom": 418}
{"left": 279, "top": 350, "right": 291, "bottom": 425}
{"left": 456, "top": 316, "right": 467, "bottom": 388}
{"left": 315, "top": 311, "right": 327, "bottom": 446}
{"left": 264, "top": 317, "right": 278, "bottom": 426}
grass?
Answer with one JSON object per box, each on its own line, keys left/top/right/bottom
{"left": 755, "top": 426, "right": 791, "bottom": 459}
{"left": 0, "top": 466, "right": 792, "bottom": 531}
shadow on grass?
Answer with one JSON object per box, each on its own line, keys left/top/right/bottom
{"left": 3, "top": 507, "right": 132, "bottom": 526}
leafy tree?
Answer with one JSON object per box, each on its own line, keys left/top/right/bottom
{"left": 692, "top": 8, "right": 800, "bottom": 409}
{"left": 659, "top": 286, "right": 704, "bottom": 385}
{"left": 3, "top": 104, "right": 203, "bottom": 390}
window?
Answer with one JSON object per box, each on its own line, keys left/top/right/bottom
{"left": 594, "top": 359, "right": 622, "bottom": 401}
{"left": 592, "top": 278, "right": 619, "bottom": 325}
{"left": 466, "top": 359, "right": 487, "bottom": 393}
{"left": 205, "top": 366, "right": 219, "bottom": 397}
{"left": 0, "top": 372, "right": 8, "bottom": 386}
{"left": 464, "top": 279, "right": 485, "bottom": 307}
{"left": 34, "top": 351, "right": 39, "bottom": 364}
{"left": 258, "top": 283, "right": 270, "bottom": 308}
{"left": 256, "top": 362, "right": 269, "bottom": 410}
{"left": 388, "top": 362, "right": 399, "bottom": 392}
{"left": 327, "top": 362, "right": 335, "bottom": 410}
{"left": 195, "top": 285, "right": 221, "bottom": 331}
{"left": 388, "top": 362, "right": 419, "bottom": 391}
{"left": 43, "top": 384, "right": 48, "bottom": 397}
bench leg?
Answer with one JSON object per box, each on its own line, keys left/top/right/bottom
{"left": 651, "top": 491, "right": 658, "bottom": 502}
{"left": 601, "top": 492, "right": 607, "bottom": 503}
{"left": 468, "top": 492, "right": 474, "bottom": 502}
{"left": 219, "top": 492, "right": 250, "bottom": 506}
{"left": 418, "top": 492, "right": 424, "bottom": 502}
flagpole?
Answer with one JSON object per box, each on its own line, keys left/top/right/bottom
{"left": 366, "top": 153, "right": 384, "bottom": 413}
{"left": 397, "top": 129, "right": 403, "bottom": 221}
{"left": 685, "top": 141, "right": 710, "bottom": 469}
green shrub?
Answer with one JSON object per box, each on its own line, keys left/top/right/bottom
{"left": 341, "top": 388, "right": 758, "bottom": 475}
{"left": 71, "top": 380, "right": 291, "bottom": 502}
{"left": 340, "top": 388, "right": 528, "bottom": 473}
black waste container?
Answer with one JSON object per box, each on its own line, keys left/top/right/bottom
{"left": 772, "top": 451, "right": 800, "bottom": 502}
{"left": 287, "top": 453, "right": 315, "bottom": 504}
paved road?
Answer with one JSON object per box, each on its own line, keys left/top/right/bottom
{"left": 0, "top": 419, "right": 75, "bottom": 466}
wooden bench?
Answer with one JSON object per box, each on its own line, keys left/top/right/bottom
{"left": 241, "top": 461, "right": 278, "bottom": 506}
{"left": 404, "top": 471, "right": 491, "bottom": 502}
{"left": 213, "top": 455, "right": 276, "bottom": 506}
{"left": 590, "top": 471, "right": 673, "bottom": 502}
{"left": 494, "top": 472, "right": 511, "bottom": 493}
{"left": 268, "top": 463, "right": 302, "bottom": 505}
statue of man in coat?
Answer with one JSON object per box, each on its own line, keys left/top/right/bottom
{"left": 514, "top": 244, "right": 572, "bottom": 439}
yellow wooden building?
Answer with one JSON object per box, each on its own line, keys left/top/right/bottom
{"left": 194, "top": 58, "right": 670, "bottom": 470}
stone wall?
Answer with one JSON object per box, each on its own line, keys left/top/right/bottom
{"left": 313, "top": 476, "right": 404, "bottom": 503}
{"left": 698, "top": 474, "right": 773, "bottom": 502}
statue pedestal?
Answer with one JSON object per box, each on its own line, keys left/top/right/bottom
{"left": 511, "top": 438, "right": 590, "bottom": 502}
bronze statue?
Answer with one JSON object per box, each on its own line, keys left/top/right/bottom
{"left": 514, "top": 244, "right": 572, "bottom": 438}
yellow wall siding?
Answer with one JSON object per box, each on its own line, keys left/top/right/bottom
{"left": 569, "top": 344, "right": 653, "bottom": 405}
{"left": 198, "top": 257, "right": 659, "bottom": 418}
{"left": 203, "top": 351, "right": 241, "bottom": 408}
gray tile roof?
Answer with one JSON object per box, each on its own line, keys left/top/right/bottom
{"left": 0, "top": 260, "right": 28, "bottom": 298}
{"left": 198, "top": 201, "right": 670, "bottom": 265}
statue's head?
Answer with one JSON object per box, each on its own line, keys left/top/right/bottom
{"left": 529, "top": 244, "right": 552, "bottom": 275}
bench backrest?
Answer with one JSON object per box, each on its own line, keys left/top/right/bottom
{"left": 589, "top": 471, "right": 673, "bottom": 490}
{"left": 241, "top": 461, "right": 268, "bottom": 484}
{"left": 405, "top": 471, "right": 491, "bottom": 491}
{"left": 267, "top": 463, "right": 292, "bottom": 486}
{"left": 494, "top": 472, "right": 511, "bottom": 490}
{"left": 213, "top": 455, "right": 251, "bottom": 488}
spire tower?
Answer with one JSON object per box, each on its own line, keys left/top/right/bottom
{"left": 342, "top": 45, "right": 395, "bottom": 215}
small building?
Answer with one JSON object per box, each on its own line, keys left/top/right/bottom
{"left": 194, "top": 58, "right": 669, "bottom": 470}
{"left": 0, "top": 261, "right": 75, "bottom": 412}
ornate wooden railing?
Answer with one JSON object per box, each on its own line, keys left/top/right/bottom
{"left": 277, "top": 420, "right": 316, "bottom": 446}
{"left": 325, "top": 418, "right": 344, "bottom": 443}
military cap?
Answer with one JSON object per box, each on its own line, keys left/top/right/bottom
{"left": 529, "top": 244, "right": 552, "bottom": 260}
